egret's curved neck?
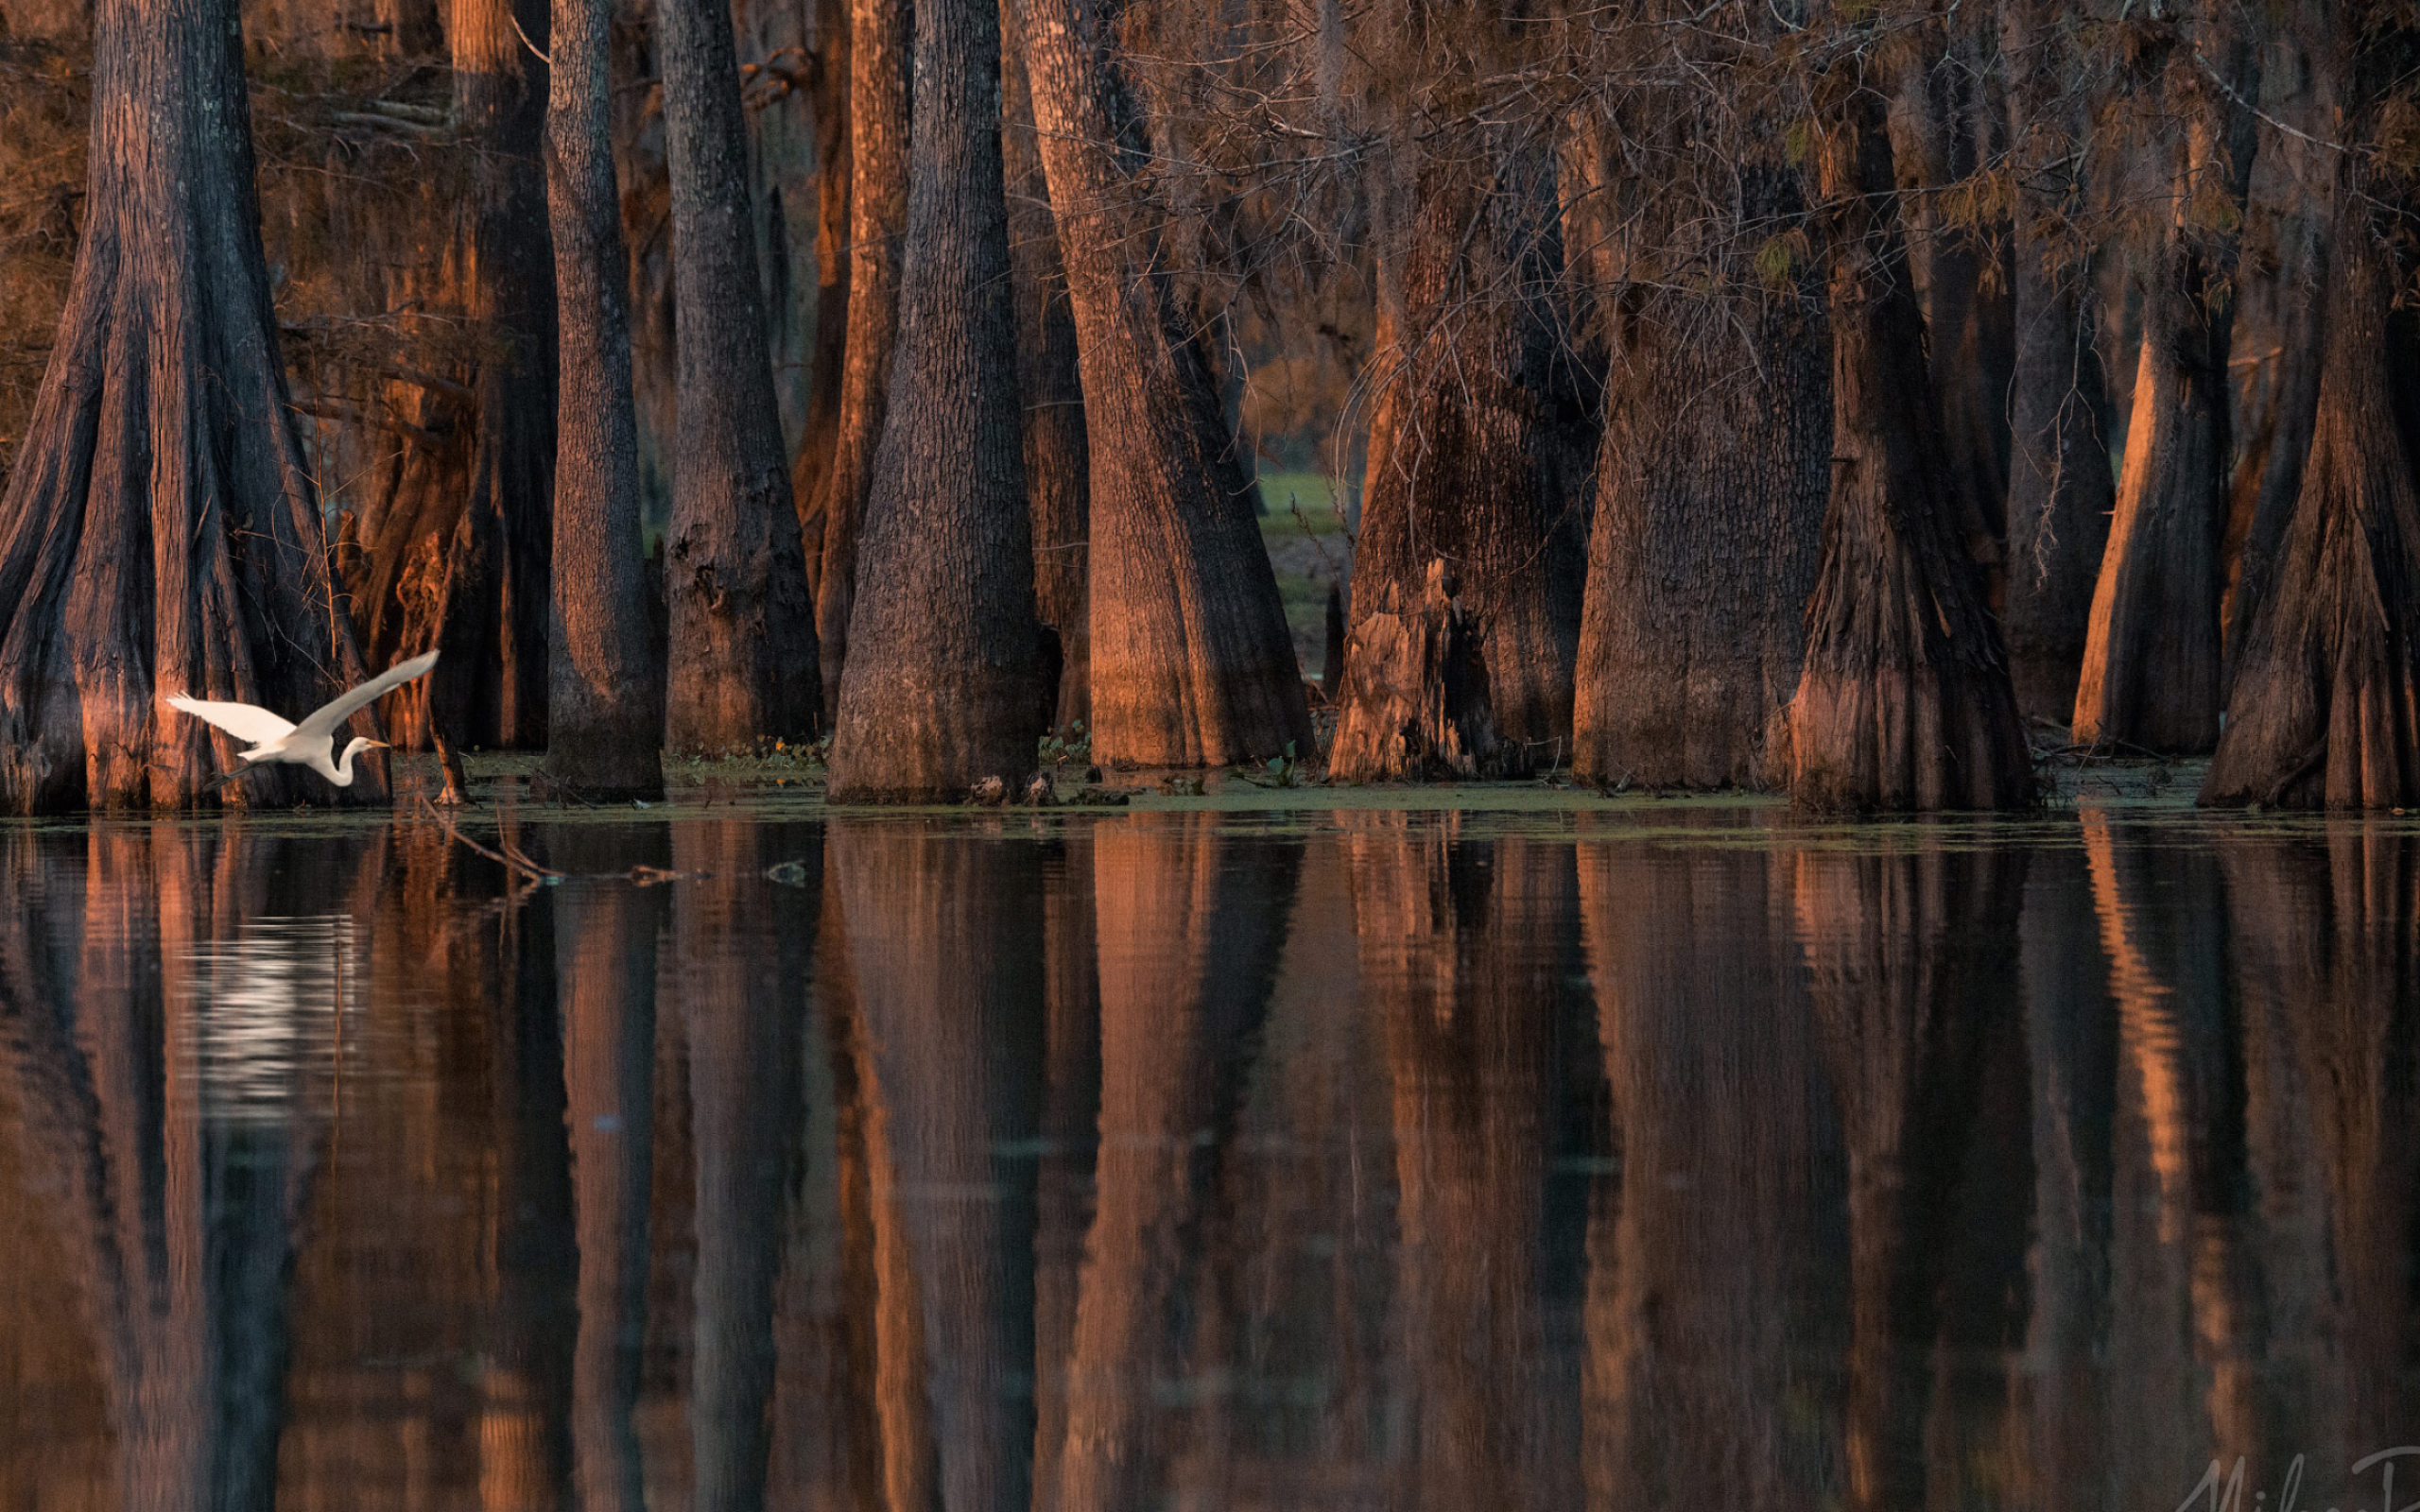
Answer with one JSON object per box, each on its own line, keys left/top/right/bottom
{"left": 329, "top": 740, "right": 365, "bottom": 787}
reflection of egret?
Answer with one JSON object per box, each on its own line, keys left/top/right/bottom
{"left": 164, "top": 650, "right": 438, "bottom": 786}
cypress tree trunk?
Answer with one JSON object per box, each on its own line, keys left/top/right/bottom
{"left": 812, "top": 0, "right": 911, "bottom": 723}
{"left": 790, "top": 0, "right": 853, "bottom": 559}
{"left": 2203, "top": 202, "right": 2420, "bottom": 807}
{"left": 824, "top": 0, "right": 1051, "bottom": 801}
{"left": 442, "top": 0, "right": 559, "bottom": 754}
{"left": 1018, "top": 0, "right": 1313, "bottom": 767}
{"left": 2071, "top": 24, "right": 2258, "bottom": 752}
{"left": 1001, "top": 4, "right": 1093, "bottom": 729}
{"left": 1331, "top": 150, "right": 1587, "bottom": 781}
{"left": 657, "top": 0, "right": 821, "bottom": 751}
{"left": 544, "top": 0, "right": 666, "bottom": 799}
{"left": 1998, "top": 0, "right": 2116, "bottom": 723}
{"left": 0, "top": 0, "right": 386, "bottom": 813}
{"left": 1574, "top": 206, "right": 1829, "bottom": 791}
{"left": 1787, "top": 71, "right": 2034, "bottom": 811}
{"left": 339, "top": 0, "right": 559, "bottom": 757}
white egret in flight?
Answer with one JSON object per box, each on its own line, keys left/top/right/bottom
{"left": 164, "top": 650, "right": 440, "bottom": 787}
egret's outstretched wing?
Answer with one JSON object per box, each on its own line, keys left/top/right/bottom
{"left": 164, "top": 696, "right": 295, "bottom": 747}
{"left": 293, "top": 650, "right": 440, "bottom": 740}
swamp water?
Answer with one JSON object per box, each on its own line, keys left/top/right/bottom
{"left": 2, "top": 786, "right": 2416, "bottom": 1509}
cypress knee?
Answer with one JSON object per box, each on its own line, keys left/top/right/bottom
{"left": 657, "top": 0, "right": 821, "bottom": 752}
{"left": 0, "top": 0, "right": 386, "bottom": 812}
{"left": 1017, "top": 0, "right": 1313, "bottom": 767}
{"left": 1786, "top": 65, "right": 2033, "bottom": 811}
{"left": 544, "top": 0, "right": 666, "bottom": 799}
{"left": 824, "top": 0, "right": 1050, "bottom": 802}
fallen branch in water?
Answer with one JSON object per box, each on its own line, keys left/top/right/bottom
{"left": 416, "top": 795, "right": 563, "bottom": 881}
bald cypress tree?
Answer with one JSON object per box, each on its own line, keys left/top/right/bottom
{"left": 543, "top": 0, "right": 665, "bottom": 799}
{"left": 0, "top": 0, "right": 387, "bottom": 812}
{"left": 824, "top": 0, "right": 1050, "bottom": 801}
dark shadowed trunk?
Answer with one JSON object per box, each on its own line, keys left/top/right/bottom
{"left": 1332, "top": 145, "right": 1588, "bottom": 782}
{"left": 544, "top": 0, "right": 665, "bottom": 799}
{"left": 1891, "top": 23, "right": 2014, "bottom": 585}
{"left": 671, "top": 821, "right": 813, "bottom": 1512}
{"left": 2072, "top": 26, "right": 2257, "bottom": 752}
{"left": 2204, "top": 198, "right": 2420, "bottom": 807}
{"left": 1793, "top": 838, "right": 2031, "bottom": 1511}
{"left": 824, "top": 0, "right": 1050, "bottom": 801}
{"left": 1018, "top": 0, "right": 1313, "bottom": 767}
{"left": 1001, "top": 4, "right": 1093, "bottom": 729}
{"left": 657, "top": 0, "right": 821, "bottom": 751}
{"left": 1998, "top": 0, "right": 2116, "bottom": 723}
{"left": 813, "top": 0, "right": 910, "bottom": 723}
{"left": 0, "top": 0, "right": 386, "bottom": 813}
{"left": 1574, "top": 246, "right": 1829, "bottom": 791}
{"left": 1787, "top": 71, "right": 2034, "bottom": 811}
{"left": 339, "top": 0, "right": 559, "bottom": 755}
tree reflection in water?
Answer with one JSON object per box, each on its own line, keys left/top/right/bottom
{"left": 1, "top": 809, "right": 2419, "bottom": 1510}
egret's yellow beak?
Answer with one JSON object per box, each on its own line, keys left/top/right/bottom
{"left": 366, "top": 739, "right": 392, "bottom": 749}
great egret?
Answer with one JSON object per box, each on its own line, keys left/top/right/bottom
{"left": 164, "top": 650, "right": 440, "bottom": 788}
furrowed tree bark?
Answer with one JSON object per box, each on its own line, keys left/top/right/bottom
{"left": 1018, "top": 0, "right": 1313, "bottom": 767}
{"left": 543, "top": 0, "right": 665, "bottom": 799}
{"left": 1332, "top": 147, "right": 1587, "bottom": 782}
{"left": 657, "top": 0, "right": 821, "bottom": 751}
{"left": 789, "top": 0, "right": 852, "bottom": 559}
{"left": 812, "top": 0, "right": 910, "bottom": 724}
{"left": 2203, "top": 194, "right": 2420, "bottom": 808}
{"left": 0, "top": 0, "right": 387, "bottom": 813}
{"left": 1787, "top": 69, "right": 2034, "bottom": 811}
{"left": 2071, "top": 20, "right": 2258, "bottom": 752}
{"left": 338, "top": 0, "right": 559, "bottom": 755}
{"left": 1574, "top": 210, "right": 1829, "bottom": 791}
{"left": 824, "top": 0, "right": 1050, "bottom": 801}
{"left": 1001, "top": 3, "right": 1093, "bottom": 729}
{"left": 1891, "top": 20, "right": 2014, "bottom": 585}
{"left": 1998, "top": 0, "right": 2116, "bottom": 723}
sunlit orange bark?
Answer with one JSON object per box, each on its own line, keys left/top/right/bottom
{"left": 830, "top": 817, "right": 1046, "bottom": 1512}
{"left": 2082, "top": 810, "right": 2256, "bottom": 1486}
{"left": 1056, "top": 814, "right": 1294, "bottom": 1509}
{"left": 1344, "top": 816, "right": 1576, "bottom": 1509}
{"left": 556, "top": 858, "right": 664, "bottom": 1512}
{"left": 1578, "top": 827, "right": 1823, "bottom": 1509}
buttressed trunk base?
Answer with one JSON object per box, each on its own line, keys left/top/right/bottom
{"left": 2203, "top": 216, "right": 2420, "bottom": 810}
{"left": 0, "top": 0, "right": 385, "bottom": 813}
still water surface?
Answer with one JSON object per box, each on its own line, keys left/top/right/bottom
{"left": 2, "top": 800, "right": 2415, "bottom": 1509}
